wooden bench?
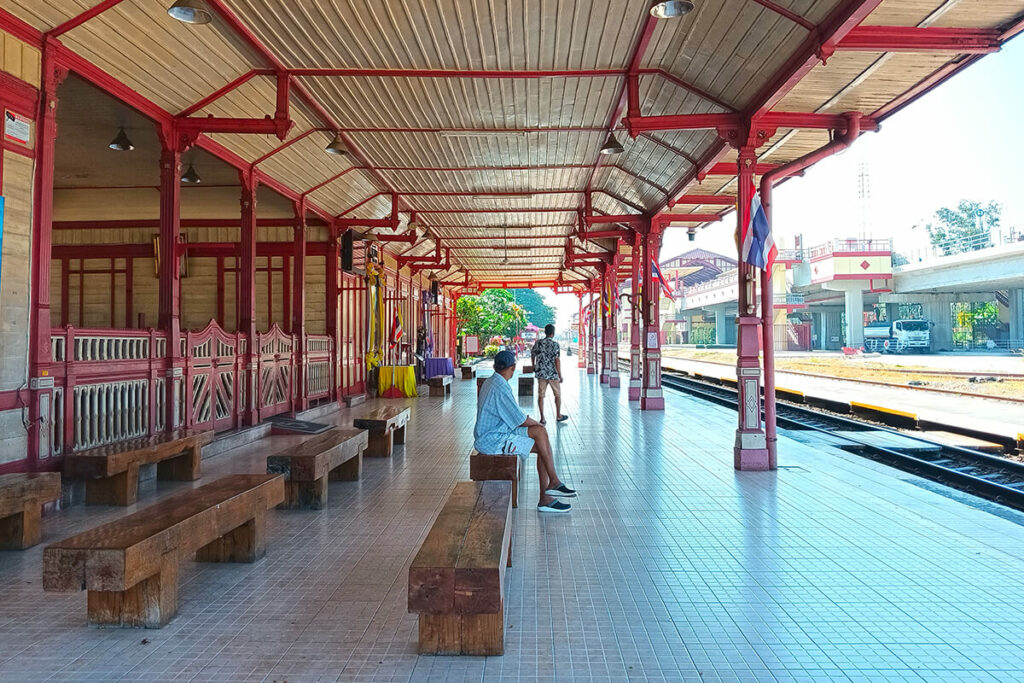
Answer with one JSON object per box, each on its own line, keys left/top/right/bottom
{"left": 353, "top": 406, "right": 410, "bottom": 458}
{"left": 518, "top": 374, "right": 535, "bottom": 396}
{"left": 460, "top": 365, "right": 474, "bottom": 379}
{"left": 408, "top": 480, "right": 513, "bottom": 655}
{"left": 428, "top": 374, "right": 453, "bottom": 397}
{"left": 43, "top": 474, "right": 284, "bottom": 628}
{"left": 469, "top": 452, "right": 521, "bottom": 508}
{"left": 0, "top": 473, "right": 62, "bottom": 550}
{"left": 476, "top": 375, "right": 489, "bottom": 394}
{"left": 522, "top": 364, "right": 535, "bottom": 374}
{"left": 266, "top": 428, "right": 368, "bottom": 509}
{"left": 63, "top": 429, "right": 214, "bottom": 506}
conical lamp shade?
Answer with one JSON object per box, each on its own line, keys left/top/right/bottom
{"left": 181, "top": 163, "right": 202, "bottom": 184}
{"left": 650, "top": 1, "right": 695, "bottom": 19}
{"left": 599, "top": 133, "right": 624, "bottom": 155}
{"left": 108, "top": 128, "right": 135, "bottom": 152}
{"left": 168, "top": 0, "right": 213, "bottom": 24}
{"left": 324, "top": 133, "right": 349, "bottom": 156}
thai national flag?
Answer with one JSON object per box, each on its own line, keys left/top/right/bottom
{"left": 652, "top": 260, "right": 673, "bottom": 298}
{"left": 740, "top": 177, "right": 777, "bottom": 273}
{"left": 389, "top": 313, "right": 403, "bottom": 348}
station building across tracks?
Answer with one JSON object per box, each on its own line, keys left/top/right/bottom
{"left": 1, "top": 1, "right": 1023, "bottom": 680}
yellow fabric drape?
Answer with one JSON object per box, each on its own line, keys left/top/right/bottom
{"left": 377, "top": 365, "right": 417, "bottom": 397}
{"left": 365, "top": 262, "right": 385, "bottom": 371}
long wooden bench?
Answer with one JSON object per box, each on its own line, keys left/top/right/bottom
{"left": 63, "top": 429, "right": 214, "bottom": 506}
{"left": 428, "top": 375, "right": 452, "bottom": 397}
{"left": 469, "top": 452, "right": 522, "bottom": 508}
{"left": 0, "top": 473, "right": 62, "bottom": 550}
{"left": 460, "top": 365, "right": 474, "bottom": 379}
{"left": 408, "top": 480, "right": 513, "bottom": 655}
{"left": 353, "top": 406, "right": 410, "bottom": 458}
{"left": 266, "top": 427, "right": 368, "bottom": 509}
{"left": 518, "top": 374, "right": 535, "bottom": 396}
{"left": 43, "top": 474, "right": 284, "bottom": 628}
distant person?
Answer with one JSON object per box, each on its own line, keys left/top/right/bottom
{"left": 475, "top": 351, "right": 576, "bottom": 513}
{"left": 531, "top": 324, "right": 568, "bottom": 425}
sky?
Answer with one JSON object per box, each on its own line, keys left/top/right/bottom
{"left": 540, "top": 37, "right": 1024, "bottom": 330}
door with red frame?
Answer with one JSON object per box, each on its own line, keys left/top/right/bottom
{"left": 340, "top": 272, "right": 366, "bottom": 396}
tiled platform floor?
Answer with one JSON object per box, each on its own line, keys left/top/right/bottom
{"left": 3, "top": 362, "right": 1024, "bottom": 682}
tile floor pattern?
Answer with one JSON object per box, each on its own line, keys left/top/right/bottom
{"left": 3, "top": 365, "right": 1024, "bottom": 682}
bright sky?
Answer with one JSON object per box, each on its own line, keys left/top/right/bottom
{"left": 540, "top": 38, "right": 1024, "bottom": 329}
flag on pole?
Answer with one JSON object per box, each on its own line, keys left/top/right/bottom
{"left": 740, "top": 177, "right": 777, "bottom": 274}
{"left": 389, "top": 309, "right": 403, "bottom": 348}
{"left": 651, "top": 260, "right": 673, "bottom": 298}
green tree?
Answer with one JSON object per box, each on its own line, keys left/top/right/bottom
{"left": 926, "top": 200, "right": 1001, "bottom": 254}
{"left": 457, "top": 289, "right": 528, "bottom": 341}
{"left": 509, "top": 289, "right": 556, "bottom": 329}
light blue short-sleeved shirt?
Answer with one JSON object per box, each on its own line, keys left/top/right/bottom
{"left": 474, "top": 374, "right": 533, "bottom": 456}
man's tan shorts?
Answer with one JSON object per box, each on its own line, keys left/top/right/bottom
{"left": 537, "top": 378, "right": 561, "bottom": 400}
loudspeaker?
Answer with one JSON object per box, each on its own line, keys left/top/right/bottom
{"left": 430, "top": 280, "right": 439, "bottom": 299}
{"left": 341, "top": 231, "right": 354, "bottom": 271}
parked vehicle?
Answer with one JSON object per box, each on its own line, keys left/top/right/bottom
{"left": 864, "top": 319, "right": 932, "bottom": 353}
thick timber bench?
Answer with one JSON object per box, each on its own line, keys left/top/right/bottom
{"left": 266, "top": 427, "right": 368, "bottom": 509}
{"left": 64, "top": 429, "right": 214, "bottom": 506}
{"left": 476, "top": 375, "right": 488, "bottom": 394}
{"left": 522, "top": 364, "right": 535, "bottom": 374}
{"left": 43, "top": 474, "right": 284, "bottom": 628}
{"left": 353, "top": 406, "right": 410, "bottom": 458}
{"left": 460, "top": 365, "right": 474, "bottom": 379}
{"left": 469, "top": 452, "right": 522, "bottom": 508}
{"left": 518, "top": 374, "right": 535, "bottom": 396}
{"left": 428, "top": 375, "right": 452, "bottom": 397}
{"left": 408, "top": 480, "right": 513, "bottom": 655}
{"left": 0, "top": 473, "right": 62, "bottom": 549}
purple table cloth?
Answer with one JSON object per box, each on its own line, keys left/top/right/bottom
{"left": 425, "top": 357, "right": 455, "bottom": 379}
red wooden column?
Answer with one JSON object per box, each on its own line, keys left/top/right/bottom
{"left": 640, "top": 220, "right": 664, "bottom": 410}
{"left": 599, "top": 265, "right": 610, "bottom": 384}
{"left": 240, "top": 171, "right": 259, "bottom": 425}
{"left": 326, "top": 226, "right": 341, "bottom": 401}
{"left": 292, "top": 201, "right": 307, "bottom": 412}
{"left": 27, "top": 44, "right": 66, "bottom": 467}
{"left": 605, "top": 255, "right": 621, "bottom": 388}
{"left": 586, "top": 292, "right": 597, "bottom": 375}
{"left": 576, "top": 293, "right": 586, "bottom": 369}
{"left": 734, "top": 147, "right": 770, "bottom": 469}
{"left": 157, "top": 126, "right": 184, "bottom": 432}
{"left": 628, "top": 232, "right": 642, "bottom": 401}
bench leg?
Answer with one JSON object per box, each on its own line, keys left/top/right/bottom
{"left": 195, "top": 509, "right": 266, "bottom": 562}
{"left": 329, "top": 452, "right": 361, "bottom": 481}
{"left": 0, "top": 502, "right": 42, "bottom": 550}
{"left": 280, "top": 477, "right": 328, "bottom": 510}
{"left": 507, "top": 534, "right": 512, "bottom": 568}
{"left": 85, "top": 464, "right": 140, "bottom": 506}
{"left": 429, "top": 385, "right": 442, "bottom": 397}
{"left": 418, "top": 606, "right": 504, "bottom": 656}
{"left": 87, "top": 558, "right": 179, "bottom": 628}
{"left": 156, "top": 445, "right": 201, "bottom": 481}
{"left": 446, "top": 384, "right": 451, "bottom": 396}
{"left": 365, "top": 430, "right": 394, "bottom": 457}
{"left": 394, "top": 424, "right": 406, "bottom": 445}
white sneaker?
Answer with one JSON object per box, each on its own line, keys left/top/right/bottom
{"left": 537, "top": 500, "right": 571, "bottom": 513}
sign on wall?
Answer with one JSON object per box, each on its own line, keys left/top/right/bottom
{"left": 4, "top": 110, "right": 32, "bottom": 147}
{"left": 464, "top": 335, "right": 480, "bottom": 354}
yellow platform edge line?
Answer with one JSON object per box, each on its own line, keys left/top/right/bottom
{"left": 776, "top": 387, "right": 804, "bottom": 397}
{"left": 850, "top": 401, "right": 918, "bottom": 420}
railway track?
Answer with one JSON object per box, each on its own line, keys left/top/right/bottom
{"left": 651, "top": 365, "right": 1024, "bottom": 513}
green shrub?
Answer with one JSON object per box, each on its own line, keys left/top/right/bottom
{"left": 483, "top": 344, "right": 499, "bottom": 358}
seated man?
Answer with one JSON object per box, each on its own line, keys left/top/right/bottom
{"left": 475, "top": 350, "right": 577, "bottom": 513}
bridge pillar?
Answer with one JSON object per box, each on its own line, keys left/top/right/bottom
{"left": 844, "top": 287, "right": 865, "bottom": 349}
{"left": 1009, "top": 288, "right": 1024, "bottom": 344}
{"left": 923, "top": 299, "right": 954, "bottom": 352}
{"left": 713, "top": 306, "right": 731, "bottom": 346}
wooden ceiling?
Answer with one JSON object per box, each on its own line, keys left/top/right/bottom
{"left": 5, "top": 0, "right": 1023, "bottom": 286}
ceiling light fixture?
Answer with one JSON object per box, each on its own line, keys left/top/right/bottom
{"left": 167, "top": 0, "right": 213, "bottom": 24}
{"left": 324, "top": 133, "right": 349, "bottom": 156}
{"left": 599, "top": 133, "right": 624, "bottom": 155}
{"left": 650, "top": 1, "right": 695, "bottom": 19}
{"left": 108, "top": 127, "right": 135, "bottom": 152}
{"left": 181, "top": 163, "right": 202, "bottom": 184}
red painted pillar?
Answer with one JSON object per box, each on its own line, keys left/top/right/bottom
{"left": 240, "top": 172, "right": 259, "bottom": 425}
{"left": 158, "top": 127, "right": 184, "bottom": 432}
{"left": 628, "top": 232, "right": 642, "bottom": 401}
{"left": 734, "top": 147, "right": 769, "bottom": 469}
{"left": 576, "top": 293, "right": 586, "bottom": 369}
{"left": 606, "top": 256, "right": 621, "bottom": 388}
{"left": 586, "top": 293, "right": 597, "bottom": 375}
{"left": 599, "top": 264, "right": 610, "bottom": 384}
{"left": 292, "top": 201, "right": 307, "bottom": 412}
{"left": 27, "top": 44, "right": 67, "bottom": 466}
{"left": 640, "top": 221, "right": 664, "bottom": 410}
{"left": 326, "top": 226, "right": 341, "bottom": 401}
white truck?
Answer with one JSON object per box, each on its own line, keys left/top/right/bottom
{"left": 863, "top": 319, "right": 932, "bottom": 353}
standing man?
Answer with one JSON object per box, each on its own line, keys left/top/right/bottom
{"left": 532, "top": 324, "right": 568, "bottom": 425}
{"left": 475, "top": 351, "right": 577, "bottom": 512}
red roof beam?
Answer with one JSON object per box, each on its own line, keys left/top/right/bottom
{"left": 624, "top": 111, "right": 878, "bottom": 136}
{"left": 47, "top": 0, "right": 128, "bottom": 37}
{"left": 251, "top": 127, "right": 330, "bottom": 168}
{"left": 706, "top": 162, "right": 779, "bottom": 176}
{"left": 674, "top": 195, "right": 736, "bottom": 206}
{"left": 750, "top": 0, "right": 815, "bottom": 31}
{"left": 178, "top": 69, "right": 274, "bottom": 117}
{"left": 836, "top": 26, "right": 1002, "bottom": 53}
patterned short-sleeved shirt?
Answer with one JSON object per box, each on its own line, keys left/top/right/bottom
{"left": 531, "top": 337, "right": 560, "bottom": 380}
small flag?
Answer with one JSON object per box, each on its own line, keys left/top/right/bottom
{"left": 740, "top": 177, "right": 777, "bottom": 274}
{"left": 389, "top": 310, "right": 403, "bottom": 348}
{"left": 652, "top": 260, "right": 673, "bottom": 298}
